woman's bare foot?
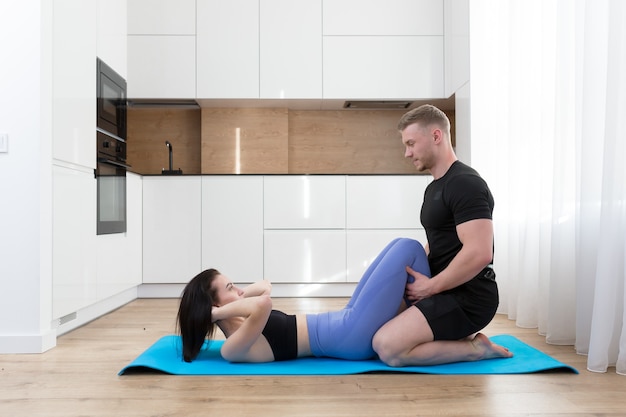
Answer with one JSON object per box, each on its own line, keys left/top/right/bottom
{"left": 471, "top": 333, "right": 514, "bottom": 360}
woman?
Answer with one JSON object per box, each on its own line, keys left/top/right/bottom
{"left": 177, "top": 238, "right": 430, "bottom": 363}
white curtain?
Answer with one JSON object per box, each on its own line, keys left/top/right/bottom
{"left": 469, "top": 0, "right": 626, "bottom": 374}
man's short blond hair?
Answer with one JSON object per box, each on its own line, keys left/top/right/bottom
{"left": 397, "top": 104, "right": 451, "bottom": 136}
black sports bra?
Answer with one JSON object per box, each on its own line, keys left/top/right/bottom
{"left": 262, "top": 310, "right": 298, "bottom": 361}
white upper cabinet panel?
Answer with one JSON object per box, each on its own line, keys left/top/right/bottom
{"left": 264, "top": 176, "right": 346, "bottom": 229}
{"left": 52, "top": 0, "right": 96, "bottom": 169}
{"left": 346, "top": 175, "right": 430, "bottom": 229}
{"left": 323, "top": 0, "right": 443, "bottom": 36}
{"left": 260, "top": 0, "right": 322, "bottom": 99}
{"left": 201, "top": 176, "right": 264, "bottom": 283}
{"left": 127, "top": 0, "right": 196, "bottom": 34}
{"left": 444, "top": 0, "right": 470, "bottom": 97}
{"left": 197, "top": 0, "right": 259, "bottom": 98}
{"left": 323, "top": 36, "right": 444, "bottom": 99}
{"left": 96, "top": 0, "right": 127, "bottom": 79}
{"left": 127, "top": 35, "right": 196, "bottom": 98}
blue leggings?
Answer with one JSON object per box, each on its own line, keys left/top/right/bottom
{"left": 306, "top": 238, "right": 430, "bottom": 360}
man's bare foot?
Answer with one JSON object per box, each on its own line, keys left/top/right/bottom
{"left": 471, "top": 333, "right": 514, "bottom": 360}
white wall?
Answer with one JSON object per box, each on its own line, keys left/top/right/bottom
{"left": 0, "top": 0, "right": 56, "bottom": 352}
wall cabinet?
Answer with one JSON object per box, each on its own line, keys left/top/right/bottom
{"left": 196, "top": 0, "right": 259, "bottom": 98}
{"left": 201, "top": 176, "right": 264, "bottom": 282}
{"left": 323, "top": 36, "right": 444, "bottom": 99}
{"left": 52, "top": 0, "right": 96, "bottom": 169}
{"left": 96, "top": 0, "right": 127, "bottom": 79}
{"left": 127, "top": 0, "right": 195, "bottom": 35}
{"left": 142, "top": 177, "right": 202, "bottom": 283}
{"left": 444, "top": 0, "right": 470, "bottom": 97}
{"left": 259, "top": 0, "right": 322, "bottom": 98}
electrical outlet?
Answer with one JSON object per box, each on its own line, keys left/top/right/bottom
{"left": 0, "top": 133, "right": 8, "bottom": 153}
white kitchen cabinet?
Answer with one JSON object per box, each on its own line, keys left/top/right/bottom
{"left": 52, "top": 0, "right": 96, "bottom": 169}
{"left": 264, "top": 176, "right": 346, "bottom": 229}
{"left": 259, "top": 0, "right": 322, "bottom": 99}
{"left": 346, "top": 229, "right": 427, "bottom": 283}
{"left": 444, "top": 0, "right": 470, "bottom": 97}
{"left": 143, "top": 177, "right": 202, "bottom": 283}
{"left": 96, "top": 172, "right": 142, "bottom": 299}
{"left": 52, "top": 165, "right": 97, "bottom": 319}
{"left": 323, "top": 0, "right": 443, "bottom": 36}
{"left": 197, "top": 0, "right": 259, "bottom": 98}
{"left": 127, "top": 0, "right": 196, "bottom": 35}
{"left": 127, "top": 35, "right": 196, "bottom": 99}
{"left": 264, "top": 230, "right": 347, "bottom": 283}
{"left": 323, "top": 36, "right": 444, "bottom": 99}
{"left": 346, "top": 175, "right": 430, "bottom": 229}
{"left": 96, "top": 0, "right": 127, "bottom": 79}
{"left": 201, "top": 176, "right": 264, "bottom": 283}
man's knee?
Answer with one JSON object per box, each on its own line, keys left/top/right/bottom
{"left": 372, "top": 331, "right": 405, "bottom": 367}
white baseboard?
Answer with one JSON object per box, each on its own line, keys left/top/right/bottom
{"left": 53, "top": 287, "right": 138, "bottom": 336}
{"left": 0, "top": 329, "right": 57, "bottom": 354}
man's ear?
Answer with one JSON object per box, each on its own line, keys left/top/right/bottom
{"left": 432, "top": 128, "right": 444, "bottom": 144}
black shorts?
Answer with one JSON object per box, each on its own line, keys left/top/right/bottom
{"left": 412, "top": 267, "right": 499, "bottom": 340}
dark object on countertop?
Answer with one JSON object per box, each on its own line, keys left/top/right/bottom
{"left": 162, "top": 140, "right": 183, "bottom": 175}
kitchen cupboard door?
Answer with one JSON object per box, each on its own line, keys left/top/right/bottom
{"left": 96, "top": 172, "right": 142, "bottom": 299}
{"left": 264, "top": 230, "right": 347, "bottom": 283}
{"left": 52, "top": 0, "right": 96, "bottom": 169}
{"left": 201, "top": 176, "right": 264, "bottom": 283}
{"left": 346, "top": 175, "right": 430, "bottom": 229}
{"left": 142, "top": 177, "right": 202, "bottom": 283}
{"left": 264, "top": 176, "right": 346, "bottom": 229}
{"left": 346, "top": 229, "right": 427, "bottom": 283}
{"left": 260, "top": 0, "right": 322, "bottom": 99}
{"left": 96, "top": 0, "right": 127, "bottom": 79}
{"left": 444, "top": 0, "right": 470, "bottom": 97}
{"left": 323, "top": 0, "right": 443, "bottom": 36}
{"left": 127, "top": 35, "right": 196, "bottom": 99}
{"left": 127, "top": 0, "right": 195, "bottom": 35}
{"left": 323, "top": 36, "right": 444, "bottom": 100}
{"left": 196, "top": 0, "right": 259, "bottom": 98}
{"left": 52, "top": 166, "right": 97, "bottom": 319}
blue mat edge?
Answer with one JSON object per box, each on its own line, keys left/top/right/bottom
{"left": 119, "top": 334, "right": 578, "bottom": 376}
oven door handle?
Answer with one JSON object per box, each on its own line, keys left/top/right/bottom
{"left": 98, "top": 157, "right": 132, "bottom": 170}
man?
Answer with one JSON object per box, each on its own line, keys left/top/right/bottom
{"left": 372, "top": 105, "right": 512, "bottom": 366}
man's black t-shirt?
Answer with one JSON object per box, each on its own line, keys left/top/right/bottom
{"left": 420, "top": 161, "right": 494, "bottom": 276}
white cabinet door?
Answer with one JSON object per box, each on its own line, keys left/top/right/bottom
{"left": 201, "top": 176, "right": 264, "bottom": 283}
{"left": 444, "top": 0, "right": 470, "bottom": 97}
{"left": 143, "top": 177, "right": 202, "bottom": 283}
{"left": 323, "top": 36, "right": 444, "bottom": 99}
{"left": 96, "top": 0, "right": 127, "bottom": 79}
{"left": 260, "top": 0, "right": 322, "bottom": 99}
{"left": 197, "top": 0, "right": 259, "bottom": 98}
{"left": 127, "top": 0, "right": 196, "bottom": 35}
{"left": 96, "top": 172, "right": 142, "bottom": 299}
{"left": 127, "top": 35, "right": 196, "bottom": 98}
{"left": 323, "top": 0, "right": 443, "bottom": 36}
{"left": 52, "top": 0, "right": 96, "bottom": 169}
{"left": 346, "top": 175, "right": 430, "bottom": 229}
{"left": 264, "top": 176, "right": 346, "bottom": 229}
{"left": 264, "top": 230, "right": 346, "bottom": 283}
{"left": 346, "top": 229, "right": 427, "bottom": 283}
{"left": 52, "top": 166, "right": 97, "bottom": 319}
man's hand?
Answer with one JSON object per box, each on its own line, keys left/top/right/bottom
{"left": 404, "top": 266, "right": 434, "bottom": 302}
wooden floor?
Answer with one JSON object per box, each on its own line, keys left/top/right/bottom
{"left": 1, "top": 298, "right": 625, "bottom": 417}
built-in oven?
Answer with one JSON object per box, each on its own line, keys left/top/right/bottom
{"left": 96, "top": 58, "right": 128, "bottom": 235}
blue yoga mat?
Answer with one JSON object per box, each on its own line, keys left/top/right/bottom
{"left": 118, "top": 334, "right": 578, "bottom": 376}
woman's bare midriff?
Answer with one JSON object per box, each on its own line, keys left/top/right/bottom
{"left": 295, "top": 314, "right": 313, "bottom": 357}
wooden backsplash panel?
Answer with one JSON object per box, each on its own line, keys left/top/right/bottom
{"left": 127, "top": 107, "right": 201, "bottom": 174}
{"left": 201, "top": 108, "right": 289, "bottom": 174}
{"left": 288, "top": 110, "right": 416, "bottom": 174}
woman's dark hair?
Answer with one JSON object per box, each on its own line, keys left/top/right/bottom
{"left": 176, "top": 268, "right": 221, "bottom": 362}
